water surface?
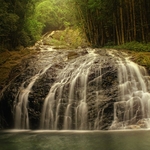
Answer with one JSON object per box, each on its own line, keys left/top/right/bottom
{"left": 0, "top": 130, "right": 150, "bottom": 150}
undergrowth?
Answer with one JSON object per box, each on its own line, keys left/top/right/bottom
{"left": 111, "top": 41, "right": 150, "bottom": 52}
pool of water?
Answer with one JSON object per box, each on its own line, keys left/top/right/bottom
{"left": 0, "top": 130, "right": 150, "bottom": 150}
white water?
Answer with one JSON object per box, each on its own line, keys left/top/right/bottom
{"left": 40, "top": 52, "right": 97, "bottom": 129}
{"left": 110, "top": 51, "right": 150, "bottom": 129}
{"left": 14, "top": 64, "right": 52, "bottom": 129}
{"left": 13, "top": 48, "right": 150, "bottom": 130}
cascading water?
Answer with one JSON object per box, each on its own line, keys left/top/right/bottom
{"left": 14, "top": 64, "right": 52, "bottom": 129}
{"left": 40, "top": 50, "right": 97, "bottom": 129}
{"left": 13, "top": 48, "right": 67, "bottom": 129}
{"left": 39, "top": 49, "right": 150, "bottom": 130}
{"left": 0, "top": 47, "right": 150, "bottom": 130}
{"left": 109, "top": 51, "right": 150, "bottom": 129}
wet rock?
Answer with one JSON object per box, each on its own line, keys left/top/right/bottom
{"left": 0, "top": 48, "right": 150, "bottom": 130}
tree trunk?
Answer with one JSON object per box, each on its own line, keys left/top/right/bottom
{"left": 120, "top": 0, "right": 124, "bottom": 44}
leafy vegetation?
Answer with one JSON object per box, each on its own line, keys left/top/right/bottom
{"left": 42, "top": 28, "right": 88, "bottom": 49}
{"left": 74, "top": 0, "right": 150, "bottom": 47}
{"left": 0, "top": 0, "right": 75, "bottom": 51}
{"left": 1, "top": 0, "right": 150, "bottom": 50}
{"left": 108, "top": 41, "right": 150, "bottom": 52}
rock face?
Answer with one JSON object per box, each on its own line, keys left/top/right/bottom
{"left": 0, "top": 46, "right": 150, "bottom": 130}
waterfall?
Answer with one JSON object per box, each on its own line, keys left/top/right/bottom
{"left": 110, "top": 52, "right": 150, "bottom": 129}
{"left": 39, "top": 48, "right": 150, "bottom": 130}
{"left": 14, "top": 64, "right": 52, "bottom": 129}
{"left": 40, "top": 51, "right": 97, "bottom": 129}
{"left": 6, "top": 48, "right": 150, "bottom": 130}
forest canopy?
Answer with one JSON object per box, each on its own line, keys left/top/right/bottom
{"left": 0, "top": 0, "right": 74, "bottom": 50}
{"left": 75, "top": 0, "right": 150, "bottom": 47}
{"left": 0, "top": 0, "right": 150, "bottom": 50}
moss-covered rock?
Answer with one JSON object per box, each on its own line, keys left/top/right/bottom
{"left": 0, "top": 48, "right": 38, "bottom": 92}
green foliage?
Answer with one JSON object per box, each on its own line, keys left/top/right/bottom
{"left": 74, "top": 0, "right": 150, "bottom": 47}
{"left": 111, "top": 41, "right": 150, "bottom": 52}
{"left": 27, "top": 0, "right": 76, "bottom": 45}
{"left": 24, "top": 0, "right": 75, "bottom": 44}
{"left": 0, "top": 0, "right": 31, "bottom": 50}
{"left": 0, "top": 1, "right": 18, "bottom": 50}
{"left": 42, "top": 28, "right": 87, "bottom": 49}
{"left": 33, "top": 0, "right": 75, "bottom": 33}
{"left": 0, "top": 0, "right": 75, "bottom": 50}
{"left": 18, "top": 30, "right": 31, "bottom": 47}
{"left": 24, "top": 18, "right": 44, "bottom": 42}
{"left": 34, "top": 0, "right": 59, "bottom": 30}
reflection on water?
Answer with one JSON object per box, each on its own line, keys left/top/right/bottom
{"left": 0, "top": 130, "right": 150, "bottom": 150}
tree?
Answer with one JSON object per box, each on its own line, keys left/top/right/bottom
{"left": 24, "top": 0, "right": 75, "bottom": 44}
{"left": 0, "top": 0, "right": 75, "bottom": 50}
{"left": 0, "top": 0, "right": 19, "bottom": 49}
{"left": 73, "top": 0, "right": 150, "bottom": 47}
